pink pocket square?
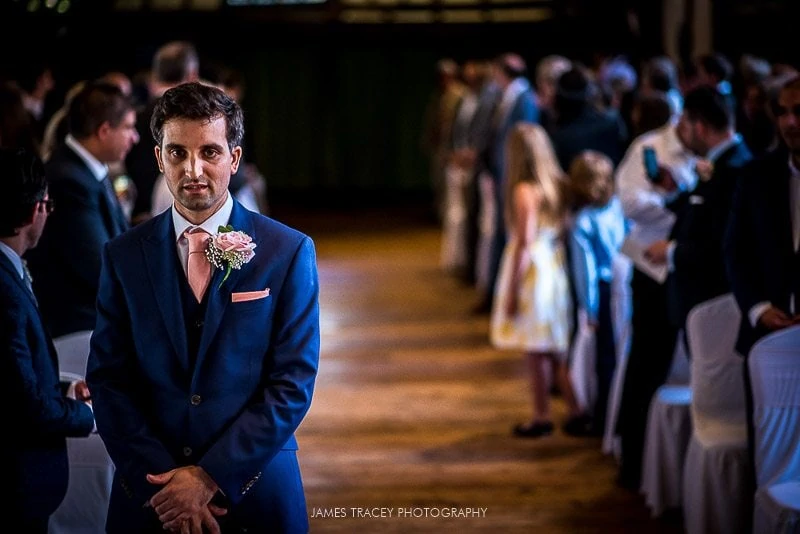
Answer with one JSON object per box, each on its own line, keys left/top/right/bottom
{"left": 231, "top": 288, "right": 270, "bottom": 303}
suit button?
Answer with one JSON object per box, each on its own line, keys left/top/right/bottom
{"left": 183, "top": 447, "right": 192, "bottom": 457}
{"left": 190, "top": 394, "right": 201, "bottom": 406}
{"left": 195, "top": 319, "right": 204, "bottom": 328}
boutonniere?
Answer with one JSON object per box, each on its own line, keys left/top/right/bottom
{"left": 695, "top": 159, "right": 714, "bottom": 182}
{"left": 205, "top": 225, "right": 257, "bottom": 288}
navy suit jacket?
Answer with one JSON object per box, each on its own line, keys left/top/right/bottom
{"left": 86, "top": 200, "right": 319, "bottom": 532}
{"left": 725, "top": 147, "right": 798, "bottom": 355}
{"left": 27, "top": 144, "right": 129, "bottom": 338}
{"left": 2, "top": 252, "right": 94, "bottom": 522}
{"left": 666, "top": 140, "right": 753, "bottom": 328}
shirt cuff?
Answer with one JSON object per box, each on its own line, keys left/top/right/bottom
{"left": 66, "top": 380, "right": 78, "bottom": 400}
{"left": 749, "top": 302, "right": 772, "bottom": 328}
{"left": 666, "top": 241, "right": 677, "bottom": 272}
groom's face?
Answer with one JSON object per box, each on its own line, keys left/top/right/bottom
{"left": 156, "top": 115, "right": 242, "bottom": 221}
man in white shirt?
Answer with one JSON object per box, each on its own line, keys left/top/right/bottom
{"left": 613, "top": 117, "right": 697, "bottom": 490}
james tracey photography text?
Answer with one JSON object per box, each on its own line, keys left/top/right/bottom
{"left": 310, "top": 507, "right": 488, "bottom": 519}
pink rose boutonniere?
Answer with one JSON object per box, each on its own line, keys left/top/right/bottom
{"left": 205, "top": 225, "right": 257, "bottom": 288}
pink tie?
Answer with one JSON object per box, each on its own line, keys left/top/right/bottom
{"left": 185, "top": 229, "right": 212, "bottom": 302}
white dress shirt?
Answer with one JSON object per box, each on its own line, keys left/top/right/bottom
{"left": 172, "top": 192, "right": 234, "bottom": 277}
{"left": 616, "top": 121, "right": 697, "bottom": 228}
{"left": 65, "top": 134, "right": 109, "bottom": 183}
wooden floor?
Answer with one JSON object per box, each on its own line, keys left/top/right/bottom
{"left": 278, "top": 205, "right": 684, "bottom": 534}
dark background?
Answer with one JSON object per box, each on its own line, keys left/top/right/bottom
{"left": 0, "top": 0, "right": 796, "bottom": 207}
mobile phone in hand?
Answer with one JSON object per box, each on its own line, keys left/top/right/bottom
{"left": 643, "top": 146, "right": 660, "bottom": 183}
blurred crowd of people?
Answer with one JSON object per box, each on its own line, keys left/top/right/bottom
{"left": 422, "top": 49, "right": 800, "bottom": 501}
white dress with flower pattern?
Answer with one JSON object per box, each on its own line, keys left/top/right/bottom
{"left": 489, "top": 226, "right": 573, "bottom": 357}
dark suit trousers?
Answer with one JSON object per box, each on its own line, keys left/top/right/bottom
{"left": 593, "top": 281, "right": 616, "bottom": 433}
{"left": 616, "top": 268, "right": 678, "bottom": 487}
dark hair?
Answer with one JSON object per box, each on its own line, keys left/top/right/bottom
{"left": 634, "top": 91, "right": 673, "bottom": 137}
{"left": 0, "top": 147, "right": 47, "bottom": 237}
{"left": 150, "top": 82, "right": 244, "bottom": 151}
{"left": 682, "top": 85, "right": 734, "bottom": 132}
{"left": 67, "top": 82, "right": 136, "bottom": 139}
{"left": 153, "top": 41, "right": 199, "bottom": 85}
{"left": 697, "top": 53, "right": 733, "bottom": 83}
{"left": 495, "top": 53, "right": 527, "bottom": 79}
{"left": 644, "top": 56, "right": 678, "bottom": 92}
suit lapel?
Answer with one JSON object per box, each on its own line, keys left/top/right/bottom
{"left": 0, "top": 252, "right": 38, "bottom": 310}
{"left": 195, "top": 201, "right": 254, "bottom": 371}
{"left": 142, "top": 212, "right": 189, "bottom": 370}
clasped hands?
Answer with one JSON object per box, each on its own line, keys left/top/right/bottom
{"left": 147, "top": 466, "right": 227, "bottom": 534}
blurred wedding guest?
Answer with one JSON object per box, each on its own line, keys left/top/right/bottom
{"left": 695, "top": 53, "right": 736, "bottom": 110}
{"left": 40, "top": 80, "right": 87, "bottom": 162}
{"left": 640, "top": 56, "right": 683, "bottom": 118}
{"left": 549, "top": 67, "right": 627, "bottom": 172}
{"left": 26, "top": 82, "right": 138, "bottom": 338}
{"left": 726, "top": 73, "right": 800, "bottom": 361}
{"left": 1, "top": 147, "right": 94, "bottom": 533}
{"left": 645, "top": 85, "right": 751, "bottom": 336}
{"left": 0, "top": 81, "right": 40, "bottom": 154}
{"left": 628, "top": 92, "right": 673, "bottom": 139}
{"left": 568, "top": 151, "right": 627, "bottom": 435}
{"left": 126, "top": 40, "right": 200, "bottom": 224}
{"left": 421, "top": 58, "right": 465, "bottom": 223}
{"left": 490, "top": 123, "right": 586, "bottom": 438}
{"left": 535, "top": 55, "right": 572, "bottom": 133}
{"left": 15, "top": 57, "right": 56, "bottom": 146}
{"left": 614, "top": 106, "right": 697, "bottom": 490}
{"left": 475, "top": 52, "right": 538, "bottom": 314}
{"left": 725, "top": 73, "right": 800, "bottom": 509}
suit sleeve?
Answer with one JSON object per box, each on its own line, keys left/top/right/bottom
{"left": 86, "top": 243, "right": 177, "bottom": 503}
{"left": 199, "top": 236, "right": 320, "bottom": 504}
{"left": 569, "top": 217, "right": 599, "bottom": 323}
{"left": 724, "top": 171, "right": 764, "bottom": 315}
{"left": 2, "top": 290, "right": 94, "bottom": 438}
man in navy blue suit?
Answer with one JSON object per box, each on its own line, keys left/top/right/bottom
{"left": 725, "top": 74, "right": 800, "bottom": 509}
{"left": 86, "top": 82, "right": 319, "bottom": 534}
{"left": 27, "top": 81, "right": 139, "bottom": 338}
{"left": 1, "top": 147, "right": 95, "bottom": 532}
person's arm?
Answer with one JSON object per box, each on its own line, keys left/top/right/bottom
{"left": 86, "top": 244, "right": 177, "bottom": 503}
{"left": 503, "top": 185, "right": 538, "bottom": 317}
{"left": 3, "top": 291, "right": 94, "bottom": 438}
{"left": 569, "top": 216, "right": 599, "bottom": 324}
{"left": 198, "top": 236, "right": 320, "bottom": 505}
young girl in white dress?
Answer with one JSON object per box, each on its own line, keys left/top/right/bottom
{"left": 489, "top": 122, "right": 586, "bottom": 438}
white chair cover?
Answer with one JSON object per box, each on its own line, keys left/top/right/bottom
{"left": 681, "top": 294, "right": 749, "bottom": 534}
{"left": 569, "top": 310, "right": 597, "bottom": 414}
{"left": 748, "top": 325, "right": 800, "bottom": 534}
{"left": 49, "top": 434, "right": 114, "bottom": 534}
{"left": 53, "top": 330, "right": 93, "bottom": 377}
{"left": 641, "top": 384, "right": 693, "bottom": 516}
{"left": 49, "top": 331, "right": 114, "bottom": 534}
{"left": 603, "top": 255, "right": 633, "bottom": 460}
